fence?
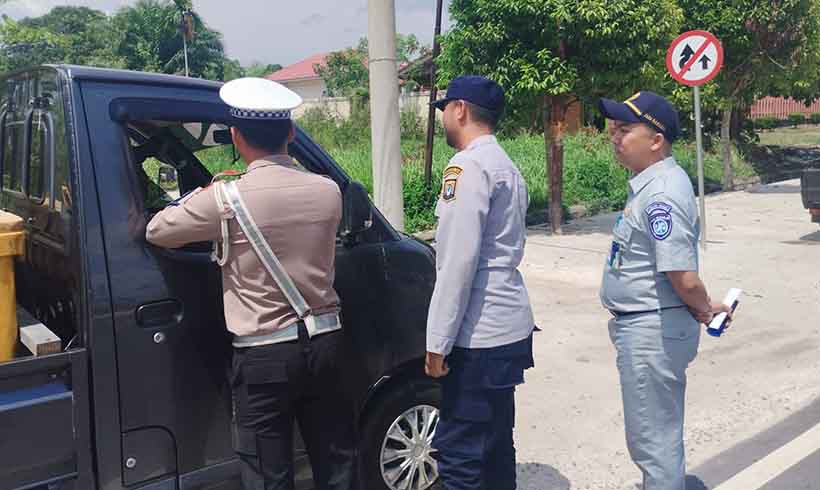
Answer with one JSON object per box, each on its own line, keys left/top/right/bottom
{"left": 750, "top": 96, "right": 820, "bottom": 120}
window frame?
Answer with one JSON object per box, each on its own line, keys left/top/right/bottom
{"left": 24, "top": 108, "right": 55, "bottom": 205}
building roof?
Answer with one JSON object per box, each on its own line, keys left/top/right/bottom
{"left": 267, "top": 53, "right": 329, "bottom": 83}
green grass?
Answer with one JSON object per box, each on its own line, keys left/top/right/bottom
{"left": 187, "top": 129, "right": 756, "bottom": 234}
{"left": 756, "top": 125, "right": 820, "bottom": 147}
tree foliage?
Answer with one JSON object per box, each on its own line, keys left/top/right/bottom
{"left": 437, "top": 0, "right": 683, "bottom": 232}
{"left": 672, "top": 0, "right": 820, "bottom": 109}
{"left": 0, "top": 1, "right": 266, "bottom": 81}
{"left": 0, "top": 7, "right": 124, "bottom": 71}
{"left": 438, "top": 0, "right": 683, "bottom": 104}
{"left": 316, "top": 34, "right": 429, "bottom": 97}
{"left": 113, "top": 0, "right": 226, "bottom": 80}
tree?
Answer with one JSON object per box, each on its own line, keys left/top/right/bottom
{"left": 113, "top": 0, "right": 227, "bottom": 80}
{"left": 316, "top": 41, "right": 370, "bottom": 98}
{"left": 316, "top": 34, "right": 428, "bottom": 98}
{"left": 677, "top": 0, "right": 820, "bottom": 189}
{"left": 244, "top": 62, "right": 283, "bottom": 78}
{"left": 0, "top": 7, "right": 124, "bottom": 71}
{"left": 222, "top": 58, "right": 245, "bottom": 81}
{"left": 0, "top": 16, "right": 66, "bottom": 71}
{"left": 438, "top": 0, "right": 683, "bottom": 233}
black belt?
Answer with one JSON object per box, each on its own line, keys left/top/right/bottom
{"left": 609, "top": 305, "right": 686, "bottom": 318}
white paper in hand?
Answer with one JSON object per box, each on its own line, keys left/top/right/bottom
{"left": 707, "top": 288, "right": 742, "bottom": 337}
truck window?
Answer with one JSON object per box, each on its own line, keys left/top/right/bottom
{"left": 140, "top": 158, "right": 177, "bottom": 210}
{"left": 0, "top": 71, "right": 80, "bottom": 361}
{"left": 27, "top": 112, "right": 47, "bottom": 201}
{"left": 2, "top": 119, "right": 24, "bottom": 193}
{"left": 127, "top": 121, "right": 231, "bottom": 211}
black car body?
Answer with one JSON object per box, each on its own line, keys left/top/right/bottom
{"left": 0, "top": 65, "right": 440, "bottom": 490}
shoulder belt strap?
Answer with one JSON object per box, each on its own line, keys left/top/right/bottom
{"left": 221, "top": 180, "right": 311, "bottom": 319}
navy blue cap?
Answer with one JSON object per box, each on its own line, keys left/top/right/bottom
{"left": 432, "top": 75, "right": 505, "bottom": 114}
{"left": 598, "top": 91, "right": 680, "bottom": 142}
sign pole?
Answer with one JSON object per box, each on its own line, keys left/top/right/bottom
{"left": 667, "top": 30, "right": 722, "bottom": 251}
{"left": 694, "top": 85, "right": 706, "bottom": 250}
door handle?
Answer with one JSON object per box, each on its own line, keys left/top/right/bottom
{"left": 136, "top": 300, "right": 183, "bottom": 328}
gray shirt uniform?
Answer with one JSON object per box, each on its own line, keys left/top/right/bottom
{"left": 600, "top": 157, "right": 700, "bottom": 313}
{"left": 426, "top": 135, "right": 534, "bottom": 356}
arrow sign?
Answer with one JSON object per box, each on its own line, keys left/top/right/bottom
{"left": 666, "top": 30, "right": 724, "bottom": 87}
{"left": 679, "top": 44, "right": 695, "bottom": 69}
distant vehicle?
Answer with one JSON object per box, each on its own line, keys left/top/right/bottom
{"left": 802, "top": 168, "right": 820, "bottom": 225}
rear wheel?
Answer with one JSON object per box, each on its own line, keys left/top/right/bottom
{"left": 361, "top": 379, "right": 441, "bottom": 490}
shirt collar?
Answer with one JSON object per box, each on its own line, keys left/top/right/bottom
{"left": 465, "top": 134, "right": 497, "bottom": 151}
{"left": 247, "top": 154, "right": 298, "bottom": 172}
{"left": 629, "top": 157, "right": 676, "bottom": 195}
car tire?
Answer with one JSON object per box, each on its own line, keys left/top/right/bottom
{"left": 360, "top": 378, "right": 442, "bottom": 490}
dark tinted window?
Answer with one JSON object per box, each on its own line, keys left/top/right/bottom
{"left": 27, "top": 114, "right": 47, "bottom": 200}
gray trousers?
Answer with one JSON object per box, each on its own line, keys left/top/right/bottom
{"left": 608, "top": 308, "right": 700, "bottom": 490}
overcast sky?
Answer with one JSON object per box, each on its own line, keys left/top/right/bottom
{"left": 0, "top": 0, "right": 452, "bottom": 66}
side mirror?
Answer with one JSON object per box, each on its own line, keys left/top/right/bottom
{"left": 340, "top": 181, "right": 373, "bottom": 241}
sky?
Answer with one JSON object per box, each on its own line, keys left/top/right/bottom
{"left": 0, "top": 0, "right": 452, "bottom": 67}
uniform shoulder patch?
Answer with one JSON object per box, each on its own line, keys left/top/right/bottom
{"left": 440, "top": 165, "right": 463, "bottom": 202}
{"left": 211, "top": 169, "right": 246, "bottom": 184}
{"left": 645, "top": 201, "right": 673, "bottom": 240}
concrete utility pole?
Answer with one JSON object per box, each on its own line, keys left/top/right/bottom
{"left": 368, "top": 0, "right": 405, "bottom": 231}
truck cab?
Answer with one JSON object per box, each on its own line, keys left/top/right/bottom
{"left": 0, "top": 65, "right": 440, "bottom": 490}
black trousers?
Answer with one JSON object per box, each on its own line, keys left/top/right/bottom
{"left": 231, "top": 325, "right": 355, "bottom": 490}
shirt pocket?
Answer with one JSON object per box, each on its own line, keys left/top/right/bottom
{"left": 612, "top": 216, "right": 634, "bottom": 246}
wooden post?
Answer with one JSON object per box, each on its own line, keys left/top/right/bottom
{"left": 424, "top": 0, "right": 444, "bottom": 188}
{"left": 543, "top": 94, "right": 567, "bottom": 234}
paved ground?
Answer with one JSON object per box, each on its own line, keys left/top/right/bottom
{"left": 512, "top": 179, "right": 820, "bottom": 489}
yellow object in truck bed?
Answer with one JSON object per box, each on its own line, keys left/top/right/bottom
{"left": 0, "top": 211, "right": 25, "bottom": 362}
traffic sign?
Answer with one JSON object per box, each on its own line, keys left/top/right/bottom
{"left": 666, "top": 30, "right": 724, "bottom": 87}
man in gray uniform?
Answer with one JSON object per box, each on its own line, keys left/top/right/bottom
{"left": 598, "top": 91, "right": 732, "bottom": 490}
{"left": 146, "top": 78, "right": 354, "bottom": 490}
{"left": 426, "top": 75, "right": 535, "bottom": 490}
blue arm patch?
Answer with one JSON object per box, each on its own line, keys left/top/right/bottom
{"left": 645, "top": 201, "right": 673, "bottom": 240}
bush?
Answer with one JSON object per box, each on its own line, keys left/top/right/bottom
{"left": 200, "top": 106, "right": 760, "bottom": 233}
{"left": 400, "top": 105, "right": 425, "bottom": 141}
{"left": 788, "top": 113, "right": 806, "bottom": 128}
{"left": 809, "top": 113, "right": 820, "bottom": 125}
{"left": 755, "top": 116, "right": 779, "bottom": 131}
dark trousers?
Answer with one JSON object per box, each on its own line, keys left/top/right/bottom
{"left": 432, "top": 335, "right": 534, "bottom": 490}
{"left": 231, "top": 325, "right": 355, "bottom": 490}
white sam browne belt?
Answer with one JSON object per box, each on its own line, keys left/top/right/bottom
{"left": 213, "top": 180, "right": 342, "bottom": 348}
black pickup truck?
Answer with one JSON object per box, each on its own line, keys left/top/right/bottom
{"left": 802, "top": 168, "right": 820, "bottom": 225}
{"left": 0, "top": 65, "right": 441, "bottom": 490}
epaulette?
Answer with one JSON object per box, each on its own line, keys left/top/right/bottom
{"left": 211, "top": 168, "right": 247, "bottom": 184}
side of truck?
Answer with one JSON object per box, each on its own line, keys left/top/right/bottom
{"left": 0, "top": 65, "right": 441, "bottom": 490}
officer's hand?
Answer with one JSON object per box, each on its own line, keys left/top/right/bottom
{"left": 691, "top": 307, "right": 713, "bottom": 325}
{"left": 425, "top": 352, "right": 450, "bottom": 378}
{"left": 712, "top": 302, "right": 734, "bottom": 330}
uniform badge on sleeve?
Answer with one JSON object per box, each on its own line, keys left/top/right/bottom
{"left": 645, "top": 202, "right": 673, "bottom": 240}
{"left": 440, "top": 166, "right": 463, "bottom": 202}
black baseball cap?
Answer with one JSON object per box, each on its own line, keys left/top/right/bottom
{"left": 432, "top": 75, "right": 505, "bottom": 114}
{"left": 598, "top": 91, "right": 680, "bottom": 142}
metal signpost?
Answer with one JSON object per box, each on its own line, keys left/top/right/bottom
{"left": 666, "top": 30, "right": 724, "bottom": 249}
